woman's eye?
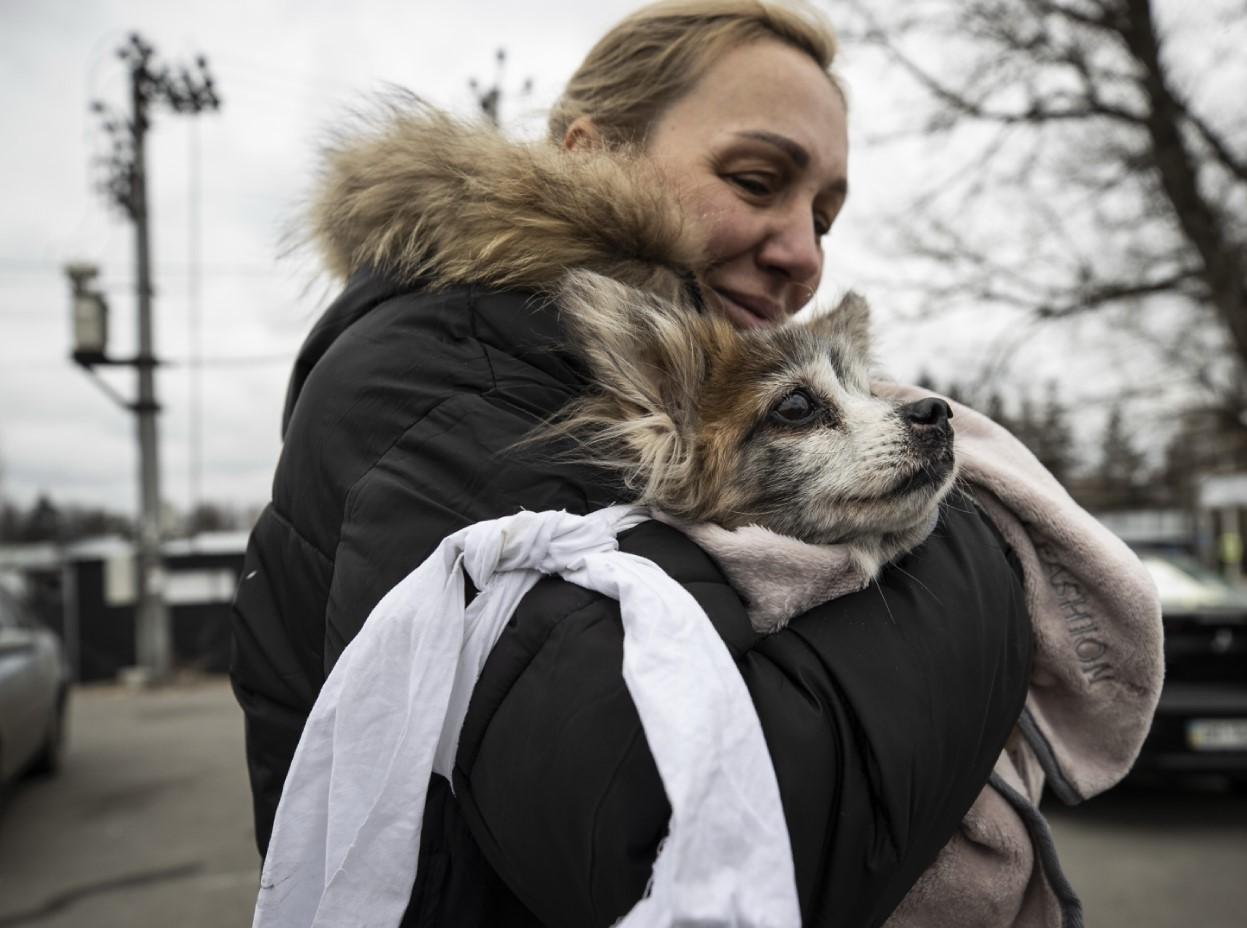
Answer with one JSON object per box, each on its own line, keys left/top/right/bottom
{"left": 769, "top": 390, "right": 819, "bottom": 425}
{"left": 730, "top": 174, "right": 775, "bottom": 196}
{"left": 814, "top": 215, "right": 831, "bottom": 238}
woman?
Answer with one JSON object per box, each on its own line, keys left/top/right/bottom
{"left": 231, "top": 2, "right": 1033, "bottom": 926}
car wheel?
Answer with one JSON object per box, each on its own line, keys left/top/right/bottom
{"left": 28, "top": 689, "right": 67, "bottom": 778}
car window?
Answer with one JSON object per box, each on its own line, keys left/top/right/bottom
{"left": 0, "top": 587, "right": 37, "bottom": 630}
{"left": 1139, "top": 553, "right": 1247, "bottom": 609}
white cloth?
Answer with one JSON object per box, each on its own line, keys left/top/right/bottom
{"left": 253, "top": 505, "right": 800, "bottom": 928}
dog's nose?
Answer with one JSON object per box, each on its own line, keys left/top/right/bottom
{"left": 901, "top": 397, "right": 952, "bottom": 429}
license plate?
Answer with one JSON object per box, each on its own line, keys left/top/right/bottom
{"left": 1186, "top": 719, "right": 1247, "bottom": 751}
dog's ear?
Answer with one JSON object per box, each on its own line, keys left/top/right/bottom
{"left": 803, "top": 291, "right": 873, "bottom": 376}
{"left": 558, "top": 269, "right": 706, "bottom": 428}
{"left": 556, "top": 269, "right": 709, "bottom": 505}
{"left": 805, "top": 291, "right": 872, "bottom": 355}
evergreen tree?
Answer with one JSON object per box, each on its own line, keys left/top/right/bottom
{"left": 186, "top": 502, "right": 237, "bottom": 534}
{"left": 1033, "top": 382, "right": 1076, "bottom": 486}
{"left": 915, "top": 368, "right": 938, "bottom": 393}
{"left": 1099, "top": 404, "right": 1148, "bottom": 509}
{"left": 65, "top": 506, "right": 132, "bottom": 539}
{"left": 0, "top": 501, "right": 21, "bottom": 543}
{"left": 20, "top": 495, "right": 64, "bottom": 542}
{"left": 984, "top": 390, "right": 1009, "bottom": 431}
{"left": 1014, "top": 392, "right": 1038, "bottom": 452}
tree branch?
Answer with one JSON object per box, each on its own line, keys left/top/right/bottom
{"left": 1032, "top": 0, "right": 1115, "bottom": 31}
{"left": 891, "top": 45, "right": 1144, "bottom": 126}
{"left": 1121, "top": 0, "right": 1247, "bottom": 364}
{"left": 1181, "top": 107, "right": 1247, "bottom": 185}
{"left": 853, "top": 0, "right": 1148, "bottom": 127}
{"left": 847, "top": 0, "right": 1245, "bottom": 437}
{"left": 1032, "top": 267, "right": 1207, "bottom": 317}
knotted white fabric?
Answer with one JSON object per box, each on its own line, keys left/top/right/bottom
{"left": 253, "top": 505, "right": 800, "bottom": 928}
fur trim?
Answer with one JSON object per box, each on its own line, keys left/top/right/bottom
{"left": 309, "top": 97, "right": 705, "bottom": 298}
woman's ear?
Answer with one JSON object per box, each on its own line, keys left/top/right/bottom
{"left": 562, "top": 116, "right": 605, "bottom": 152}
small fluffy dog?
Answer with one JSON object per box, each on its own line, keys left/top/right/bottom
{"left": 556, "top": 270, "right": 958, "bottom": 626}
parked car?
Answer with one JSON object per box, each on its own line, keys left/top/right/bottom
{"left": 0, "top": 585, "right": 68, "bottom": 783}
{"left": 1133, "top": 549, "right": 1247, "bottom": 786}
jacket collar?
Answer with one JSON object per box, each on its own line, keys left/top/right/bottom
{"left": 309, "top": 97, "right": 706, "bottom": 303}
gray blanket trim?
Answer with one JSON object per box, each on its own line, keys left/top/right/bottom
{"left": 988, "top": 772, "right": 1085, "bottom": 928}
{"left": 1018, "top": 707, "right": 1082, "bottom": 806}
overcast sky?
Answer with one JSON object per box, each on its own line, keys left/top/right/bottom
{"left": 1, "top": 0, "right": 1211, "bottom": 517}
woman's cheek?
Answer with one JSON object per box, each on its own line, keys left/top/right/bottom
{"left": 701, "top": 203, "right": 755, "bottom": 264}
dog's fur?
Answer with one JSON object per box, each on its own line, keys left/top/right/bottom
{"left": 312, "top": 103, "right": 956, "bottom": 608}
{"left": 556, "top": 270, "right": 957, "bottom": 590}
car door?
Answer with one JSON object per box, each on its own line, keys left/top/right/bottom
{"left": 0, "top": 588, "right": 46, "bottom": 780}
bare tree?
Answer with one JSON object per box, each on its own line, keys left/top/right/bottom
{"left": 841, "top": 0, "right": 1246, "bottom": 442}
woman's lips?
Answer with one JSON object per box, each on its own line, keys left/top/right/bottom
{"left": 710, "top": 288, "right": 783, "bottom": 329}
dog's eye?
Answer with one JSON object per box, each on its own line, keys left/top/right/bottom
{"left": 769, "top": 390, "right": 819, "bottom": 426}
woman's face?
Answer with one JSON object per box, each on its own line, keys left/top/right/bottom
{"left": 643, "top": 40, "right": 849, "bottom": 329}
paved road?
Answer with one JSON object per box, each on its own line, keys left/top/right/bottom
{"left": 1046, "top": 778, "right": 1247, "bottom": 928}
{"left": 0, "top": 680, "right": 258, "bottom": 928}
{"left": 0, "top": 680, "right": 1244, "bottom": 926}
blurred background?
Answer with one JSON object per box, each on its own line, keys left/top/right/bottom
{"left": 0, "top": 0, "right": 1244, "bottom": 925}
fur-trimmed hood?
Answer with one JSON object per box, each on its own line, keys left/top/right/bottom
{"left": 309, "top": 98, "right": 706, "bottom": 301}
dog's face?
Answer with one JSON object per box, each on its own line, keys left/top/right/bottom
{"left": 559, "top": 270, "right": 957, "bottom": 546}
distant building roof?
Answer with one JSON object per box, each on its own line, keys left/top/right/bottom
{"left": 163, "top": 530, "right": 250, "bottom": 557}
{"left": 1200, "top": 473, "right": 1247, "bottom": 508}
{"left": 65, "top": 535, "right": 131, "bottom": 561}
{"left": 0, "top": 530, "right": 248, "bottom": 568}
{"left": 1097, "top": 509, "right": 1192, "bottom": 546}
{"left": 0, "top": 541, "right": 62, "bottom": 571}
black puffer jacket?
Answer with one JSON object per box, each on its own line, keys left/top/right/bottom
{"left": 230, "top": 110, "right": 1033, "bottom": 928}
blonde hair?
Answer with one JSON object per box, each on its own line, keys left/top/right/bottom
{"left": 548, "top": 0, "right": 841, "bottom": 148}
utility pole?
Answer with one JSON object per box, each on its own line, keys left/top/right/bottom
{"left": 75, "top": 33, "right": 220, "bottom": 682}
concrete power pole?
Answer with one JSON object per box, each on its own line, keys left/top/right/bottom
{"left": 85, "top": 34, "right": 220, "bottom": 681}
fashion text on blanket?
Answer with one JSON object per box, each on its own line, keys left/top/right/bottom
{"left": 1036, "top": 540, "right": 1116, "bottom": 685}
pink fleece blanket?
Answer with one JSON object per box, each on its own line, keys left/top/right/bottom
{"left": 673, "top": 384, "right": 1164, "bottom": 928}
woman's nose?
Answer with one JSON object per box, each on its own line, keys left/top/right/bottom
{"left": 757, "top": 208, "right": 822, "bottom": 285}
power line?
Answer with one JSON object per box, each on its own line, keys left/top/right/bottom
{"left": 170, "top": 354, "right": 292, "bottom": 367}
{"left": 0, "top": 258, "right": 284, "bottom": 277}
{"left": 211, "top": 53, "right": 354, "bottom": 99}
{"left": 0, "top": 354, "right": 293, "bottom": 369}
